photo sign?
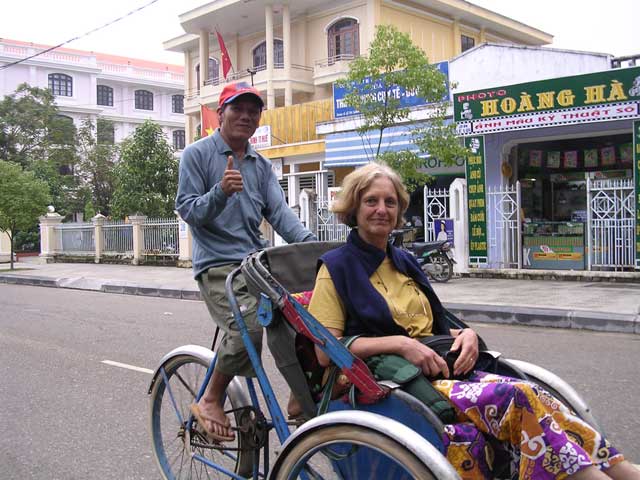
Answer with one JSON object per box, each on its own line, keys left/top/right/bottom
{"left": 465, "top": 136, "right": 488, "bottom": 264}
{"left": 454, "top": 66, "right": 640, "bottom": 135}
{"left": 333, "top": 62, "right": 449, "bottom": 119}
{"left": 634, "top": 120, "right": 640, "bottom": 268}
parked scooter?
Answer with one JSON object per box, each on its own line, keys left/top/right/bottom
{"left": 390, "top": 229, "right": 455, "bottom": 283}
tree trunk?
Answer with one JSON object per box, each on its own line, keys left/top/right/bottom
{"left": 9, "top": 231, "right": 14, "bottom": 270}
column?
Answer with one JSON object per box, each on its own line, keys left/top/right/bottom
{"left": 39, "top": 209, "right": 63, "bottom": 262}
{"left": 129, "top": 215, "right": 147, "bottom": 266}
{"left": 176, "top": 212, "right": 193, "bottom": 266}
{"left": 185, "top": 113, "right": 195, "bottom": 145}
{"left": 365, "top": 0, "right": 381, "bottom": 49}
{"left": 287, "top": 163, "right": 300, "bottom": 208}
{"left": 449, "top": 178, "right": 469, "bottom": 273}
{"left": 452, "top": 20, "right": 461, "bottom": 56}
{"left": 479, "top": 27, "right": 487, "bottom": 44}
{"left": 265, "top": 4, "right": 275, "bottom": 109}
{"left": 92, "top": 214, "right": 106, "bottom": 264}
{"left": 283, "top": 3, "right": 293, "bottom": 106}
{"left": 199, "top": 30, "right": 210, "bottom": 89}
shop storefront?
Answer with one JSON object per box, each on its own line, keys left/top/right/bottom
{"left": 454, "top": 66, "right": 640, "bottom": 271}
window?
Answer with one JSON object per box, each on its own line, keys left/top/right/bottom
{"left": 48, "top": 73, "right": 73, "bottom": 96}
{"left": 97, "top": 85, "right": 113, "bottom": 106}
{"left": 97, "top": 119, "right": 115, "bottom": 144}
{"left": 173, "top": 130, "right": 185, "bottom": 150}
{"left": 195, "top": 58, "right": 219, "bottom": 87}
{"left": 328, "top": 19, "right": 359, "bottom": 61}
{"left": 252, "top": 39, "right": 283, "bottom": 69}
{"left": 172, "top": 94, "right": 184, "bottom": 114}
{"left": 135, "top": 90, "right": 154, "bottom": 110}
{"left": 461, "top": 35, "right": 475, "bottom": 52}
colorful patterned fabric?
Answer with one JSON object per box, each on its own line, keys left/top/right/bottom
{"left": 433, "top": 371, "right": 624, "bottom": 479}
{"left": 291, "top": 290, "right": 313, "bottom": 307}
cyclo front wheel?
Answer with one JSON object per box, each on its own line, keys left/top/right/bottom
{"left": 270, "top": 424, "right": 437, "bottom": 480}
{"left": 149, "top": 354, "right": 254, "bottom": 479}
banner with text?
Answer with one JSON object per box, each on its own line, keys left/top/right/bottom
{"left": 454, "top": 66, "right": 640, "bottom": 135}
{"left": 465, "top": 136, "right": 488, "bottom": 265}
{"left": 634, "top": 120, "right": 640, "bottom": 268}
{"left": 333, "top": 62, "right": 449, "bottom": 119}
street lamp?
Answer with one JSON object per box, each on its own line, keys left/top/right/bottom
{"left": 246, "top": 67, "right": 257, "bottom": 86}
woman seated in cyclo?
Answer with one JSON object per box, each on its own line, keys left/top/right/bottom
{"left": 305, "top": 163, "right": 638, "bottom": 480}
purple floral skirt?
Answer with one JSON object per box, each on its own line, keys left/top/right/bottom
{"left": 432, "top": 372, "right": 623, "bottom": 479}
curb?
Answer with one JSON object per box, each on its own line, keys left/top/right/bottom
{"left": 2, "top": 273, "right": 638, "bottom": 335}
{"left": 445, "top": 302, "right": 640, "bottom": 335}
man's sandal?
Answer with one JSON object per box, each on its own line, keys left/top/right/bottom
{"left": 189, "top": 403, "right": 236, "bottom": 442}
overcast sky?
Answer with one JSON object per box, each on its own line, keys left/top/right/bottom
{"left": 1, "top": 0, "right": 638, "bottom": 66}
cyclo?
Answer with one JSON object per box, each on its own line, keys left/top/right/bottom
{"left": 147, "top": 241, "right": 603, "bottom": 479}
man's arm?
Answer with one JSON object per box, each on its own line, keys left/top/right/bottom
{"left": 175, "top": 146, "right": 229, "bottom": 227}
{"left": 262, "top": 168, "right": 316, "bottom": 243}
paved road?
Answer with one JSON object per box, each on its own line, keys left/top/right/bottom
{"left": 1, "top": 284, "right": 638, "bottom": 479}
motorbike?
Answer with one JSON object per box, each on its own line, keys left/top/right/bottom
{"left": 390, "top": 229, "right": 455, "bottom": 283}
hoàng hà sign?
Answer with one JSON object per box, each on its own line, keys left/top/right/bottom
{"left": 455, "top": 66, "right": 640, "bottom": 135}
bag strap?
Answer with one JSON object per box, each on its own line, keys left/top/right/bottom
{"left": 316, "top": 335, "right": 360, "bottom": 416}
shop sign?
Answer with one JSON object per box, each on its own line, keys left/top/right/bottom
{"left": 454, "top": 66, "right": 640, "bottom": 135}
{"left": 465, "top": 136, "right": 487, "bottom": 264}
{"left": 333, "top": 62, "right": 449, "bottom": 119}
{"left": 249, "top": 125, "right": 271, "bottom": 149}
{"left": 634, "top": 120, "right": 640, "bottom": 268}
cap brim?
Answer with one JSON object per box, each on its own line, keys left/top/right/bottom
{"left": 224, "top": 91, "right": 264, "bottom": 107}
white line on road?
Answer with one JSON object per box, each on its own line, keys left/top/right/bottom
{"left": 101, "top": 360, "right": 153, "bottom": 374}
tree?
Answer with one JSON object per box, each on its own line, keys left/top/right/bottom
{"left": 76, "top": 118, "right": 118, "bottom": 216}
{"left": 0, "top": 161, "right": 51, "bottom": 270}
{"left": 0, "top": 83, "right": 81, "bottom": 217}
{"left": 111, "top": 120, "right": 178, "bottom": 218}
{"left": 336, "top": 24, "right": 468, "bottom": 190}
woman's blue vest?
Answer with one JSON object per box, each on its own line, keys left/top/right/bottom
{"left": 319, "top": 230, "right": 450, "bottom": 338}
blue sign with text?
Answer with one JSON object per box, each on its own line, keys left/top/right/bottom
{"left": 332, "top": 61, "right": 449, "bottom": 119}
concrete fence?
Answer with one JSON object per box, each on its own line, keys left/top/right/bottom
{"left": 39, "top": 211, "right": 194, "bottom": 267}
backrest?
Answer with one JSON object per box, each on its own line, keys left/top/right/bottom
{"left": 263, "top": 241, "right": 343, "bottom": 293}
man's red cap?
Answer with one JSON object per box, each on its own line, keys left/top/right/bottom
{"left": 218, "top": 82, "right": 264, "bottom": 108}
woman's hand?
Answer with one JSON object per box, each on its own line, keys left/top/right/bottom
{"left": 398, "top": 337, "right": 450, "bottom": 379}
{"left": 450, "top": 329, "right": 479, "bottom": 377}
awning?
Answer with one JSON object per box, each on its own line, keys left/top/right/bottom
{"left": 324, "top": 120, "right": 454, "bottom": 169}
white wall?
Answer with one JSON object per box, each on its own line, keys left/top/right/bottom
{"left": 450, "top": 44, "right": 612, "bottom": 94}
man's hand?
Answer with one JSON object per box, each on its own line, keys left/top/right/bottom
{"left": 221, "top": 155, "right": 243, "bottom": 196}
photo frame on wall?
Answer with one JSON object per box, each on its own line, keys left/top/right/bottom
{"left": 620, "top": 143, "right": 633, "bottom": 164}
{"left": 547, "top": 151, "right": 560, "bottom": 168}
{"left": 529, "top": 150, "right": 542, "bottom": 167}
{"left": 584, "top": 148, "right": 598, "bottom": 168}
{"left": 601, "top": 146, "right": 616, "bottom": 165}
{"left": 563, "top": 150, "right": 578, "bottom": 168}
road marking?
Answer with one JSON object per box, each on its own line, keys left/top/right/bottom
{"left": 101, "top": 360, "right": 153, "bottom": 374}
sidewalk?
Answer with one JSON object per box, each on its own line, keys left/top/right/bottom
{"left": 2, "top": 257, "right": 639, "bottom": 334}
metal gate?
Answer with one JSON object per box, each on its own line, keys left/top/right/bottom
{"left": 587, "top": 178, "right": 635, "bottom": 270}
{"left": 423, "top": 187, "right": 450, "bottom": 242}
{"left": 486, "top": 182, "right": 521, "bottom": 269}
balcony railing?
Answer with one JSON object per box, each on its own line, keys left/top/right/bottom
{"left": 202, "top": 63, "right": 314, "bottom": 87}
{"left": 314, "top": 54, "right": 357, "bottom": 68}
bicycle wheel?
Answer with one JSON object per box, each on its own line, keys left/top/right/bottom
{"left": 149, "top": 354, "right": 254, "bottom": 479}
{"left": 271, "top": 424, "right": 437, "bottom": 480}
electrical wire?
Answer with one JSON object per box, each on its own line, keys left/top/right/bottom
{"left": 0, "top": 0, "right": 160, "bottom": 71}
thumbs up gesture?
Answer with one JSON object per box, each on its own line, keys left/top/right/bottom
{"left": 221, "top": 155, "right": 243, "bottom": 196}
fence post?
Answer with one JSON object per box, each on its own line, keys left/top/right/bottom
{"left": 449, "top": 178, "right": 469, "bottom": 273}
{"left": 39, "top": 208, "right": 63, "bottom": 263}
{"left": 92, "top": 213, "right": 106, "bottom": 264}
{"left": 176, "top": 212, "right": 192, "bottom": 266}
{"left": 129, "top": 215, "right": 147, "bottom": 265}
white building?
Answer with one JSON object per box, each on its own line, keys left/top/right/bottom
{"left": 0, "top": 38, "right": 185, "bottom": 150}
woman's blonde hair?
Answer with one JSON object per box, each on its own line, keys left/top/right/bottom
{"left": 332, "top": 162, "right": 409, "bottom": 228}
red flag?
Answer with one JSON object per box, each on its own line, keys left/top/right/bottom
{"left": 216, "top": 30, "right": 233, "bottom": 80}
{"left": 201, "top": 104, "right": 219, "bottom": 137}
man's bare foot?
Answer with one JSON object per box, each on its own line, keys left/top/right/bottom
{"left": 191, "top": 399, "right": 235, "bottom": 442}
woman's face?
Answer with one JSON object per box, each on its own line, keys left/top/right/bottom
{"left": 356, "top": 176, "right": 399, "bottom": 248}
